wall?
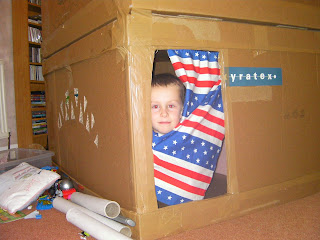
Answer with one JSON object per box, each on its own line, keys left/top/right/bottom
{"left": 0, "top": 0, "right": 18, "bottom": 150}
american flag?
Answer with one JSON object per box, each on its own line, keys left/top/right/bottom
{"left": 153, "top": 49, "right": 225, "bottom": 205}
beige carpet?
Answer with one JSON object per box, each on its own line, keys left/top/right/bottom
{"left": 159, "top": 192, "right": 320, "bottom": 240}
{"left": 1, "top": 192, "right": 319, "bottom": 240}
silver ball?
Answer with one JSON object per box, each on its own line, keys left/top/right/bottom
{"left": 59, "top": 179, "right": 74, "bottom": 190}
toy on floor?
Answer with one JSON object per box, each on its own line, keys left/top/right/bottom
{"left": 59, "top": 179, "right": 76, "bottom": 199}
{"left": 24, "top": 210, "right": 42, "bottom": 219}
{"left": 47, "top": 179, "right": 76, "bottom": 199}
{"left": 41, "top": 166, "right": 59, "bottom": 172}
{"left": 79, "top": 231, "right": 90, "bottom": 240}
{"left": 36, "top": 195, "right": 53, "bottom": 210}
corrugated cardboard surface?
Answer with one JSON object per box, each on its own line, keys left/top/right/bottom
{"left": 42, "top": 1, "right": 320, "bottom": 239}
{"left": 45, "top": 49, "right": 136, "bottom": 210}
{"left": 132, "top": 0, "right": 320, "bottom": 29}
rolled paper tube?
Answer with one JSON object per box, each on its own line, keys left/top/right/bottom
{"left": 53, "top": 197, "right": 131, "bottom": 237}
{"left": 70, "top": 192, "right": 120, "bottom": 218}
{"left": 66, "top": 208, "right": 132, "bottom": 240}
{"left": 113, "top": 214, "right": 136, "bottom": 227}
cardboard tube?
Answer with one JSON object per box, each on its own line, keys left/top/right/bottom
{"left": 70, "top": 192, "right": 120, "bottom": 218}
{"left": 113, "top": 214, "right": 136, "bottom": 227}
{"left": 53, "top": 197, "right": 131, "bottom": 237}
{"left": 66, "top": 208, "right": 132, "bottom": 240}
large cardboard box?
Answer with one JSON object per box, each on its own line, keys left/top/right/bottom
{"left": 42, "top": 1, "right": 320, "bottom": 239}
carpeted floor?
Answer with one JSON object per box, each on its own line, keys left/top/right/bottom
{"left": 1, "top": 192, "right": 319, "bottom": 240}
{"left": 160, "top": 192, "right": 320, "bottom": 240}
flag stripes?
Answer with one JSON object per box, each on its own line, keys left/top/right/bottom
{"left": 154, "top": 154, "right": 212, "bottom": 184}
{"left": 153, "top": 49, "right": 225, "bottom": 205}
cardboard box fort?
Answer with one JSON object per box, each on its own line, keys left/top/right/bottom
{"left": 42, "top": 1, "right": 320, "bottom": 239}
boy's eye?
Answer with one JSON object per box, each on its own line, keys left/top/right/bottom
{"left": 168, "top": 104, "right": 175, "bottom": 108}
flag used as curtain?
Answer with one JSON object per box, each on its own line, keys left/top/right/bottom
{"left": 152, "top": 49, "right": 225, "bottom": 206}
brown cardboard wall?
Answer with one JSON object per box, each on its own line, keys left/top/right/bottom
{"left": 42, "top": 0, "right": 131, "bottom": 58}
{"left": 228, "top": 49, "right": 320, "bottom": 192}
{"left": 46, "top": 50, "right": 136, "bottom": 210}
{"left": 132, "top": 0, "right": 320, "bottom": 29}
{"left": 126, "top": 46, "right": 159, "bottom": 213}
{"left": 42, "top": 0, "right": 91, "bottom": 37}
{"left": 42, "top": 1, "right": 320, "bottom": 239}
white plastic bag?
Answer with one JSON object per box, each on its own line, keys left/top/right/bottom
{"left": 0, "top": 162, "right": 60, "bottom": 214}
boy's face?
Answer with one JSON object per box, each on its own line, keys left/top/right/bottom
{"left": 151, "top": 84, "right": 183, "bottom": 135}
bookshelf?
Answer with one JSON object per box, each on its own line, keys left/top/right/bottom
{"left": 12, "top": 0, "right": 48, "bottom": 149}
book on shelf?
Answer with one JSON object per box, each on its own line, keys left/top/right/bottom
{"left": 32, "top": 110, "right": 46, "bottom": 118}
{"left": 29, "top": 47, "right": 41, "bottom": 63}
{"left": 29, "top": 65, "right": 44, "bottom": 81}
{"left": 28, "top": 18, "right": 42, "bottom": 25}
{"left": 32, "top": 118, "right": 47, "bottom": 135}
{"left": 28, "top": 0, "right": 41, "bottom": 6}
{"left": 32, "top": 118, "right": 47, "bottom": 126}
{"left": 31, "top": 91, "right": 46, "bottom": 106}
{"left": 33, "top": 128, "right": 47, "bottom": 135}
{"left": 28, "top": 26, "right": 42, "bottom": 44}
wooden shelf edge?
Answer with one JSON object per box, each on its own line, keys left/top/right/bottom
{"left": 30, "top": 80, "right": 45, "bottom": 84}
{"left": 29, "top": 62, "right": 42, "bottom": 66}
{"left": 33, "top": 133, "right": 48, "bottom": 138}
{"left": 31, "top": 107, "right": 46, "bottom": 112}
{"left": 29, "top": 41, "right": 41, "bottom": 47}
{"left": 28, "top": 2, "right": 41, "bottom": 14}
{"left": 28, "top": 21, "right": 42, "bottom": 28}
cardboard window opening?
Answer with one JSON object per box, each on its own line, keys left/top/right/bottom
{"left": 152, "top": 49, "right": 226, "bottom": 206}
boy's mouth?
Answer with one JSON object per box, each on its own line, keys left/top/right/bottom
{"left": 159, "top": 121, "right": 170, "bottom": 124}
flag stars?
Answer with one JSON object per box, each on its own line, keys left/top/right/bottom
{"left": 153, "top": 50, "right": 224, "bottom": 204}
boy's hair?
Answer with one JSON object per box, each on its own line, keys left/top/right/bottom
{"left": 152, "top": 73, "right": 186, "bottom": 103}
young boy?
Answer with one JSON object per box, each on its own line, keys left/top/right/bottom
{"left": 151, "top": 73, "right": 186, "bottom": 135}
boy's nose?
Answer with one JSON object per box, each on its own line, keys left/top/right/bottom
{"left": 160, "top": 108, "right": 168, "bottom": 117}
